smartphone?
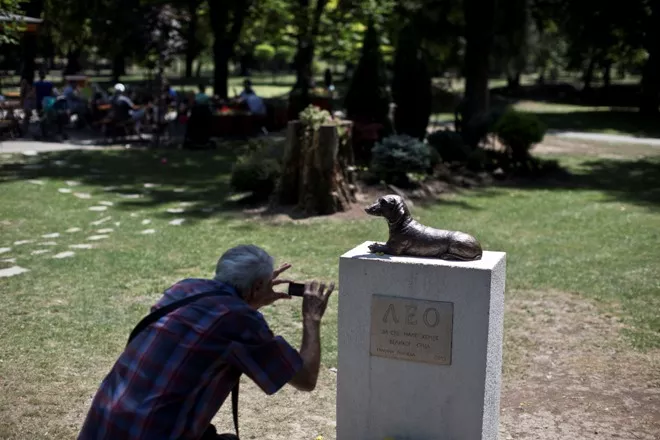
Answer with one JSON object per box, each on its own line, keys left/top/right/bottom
{"left": 288, "top": 282, "right": 306, "bottom": 297}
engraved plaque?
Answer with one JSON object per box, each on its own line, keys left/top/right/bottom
{"left": 370, "top": 295, "right": 453, "bottom": 365}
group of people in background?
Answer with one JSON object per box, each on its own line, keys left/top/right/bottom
{"left": 4, "top": 71, "right": 269, "bottom": 142}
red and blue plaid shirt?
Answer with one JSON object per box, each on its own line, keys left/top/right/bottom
{"left": 79, "top": 278, "right": 303, "bottom": 439}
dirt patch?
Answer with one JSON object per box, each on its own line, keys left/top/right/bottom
{"left": 205, "top": 290, "right": 659, "bottom": 440}
{"left": 500, "top": 290, "right": 660, "bottom": 439}
{"left": 211, "top": 369, "right": 337, "bottom": 440}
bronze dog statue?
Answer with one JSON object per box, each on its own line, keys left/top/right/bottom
{"left": 365, "top": 195, "right": 483, "bottom": 261}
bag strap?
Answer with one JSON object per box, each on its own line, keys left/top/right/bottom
{"left": 232, "top": 382, "right": 239, "bottom": 438}
{"left": 126, "top": 291, "right": 222, "bottom": 345}
{"left": 125, "top": 290, "right": 241, "bottom": 439}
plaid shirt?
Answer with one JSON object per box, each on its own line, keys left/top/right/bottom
{"left": 79, "top": 278, "right": 303, "bottom": 440}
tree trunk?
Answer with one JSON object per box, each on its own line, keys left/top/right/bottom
{"left": 20, "top": 0, "right": 44, "bottom": 81}
{"left": 112, "top": 54, "right": 125, "bottom": 84}
{"left": 213, "top": 43, "right": 231, "bottom": 98}
{"left": 275, "top": 120, "right": 356, "bottom": 215}
{"left": 507, "top": 72, "right": 521, "bottom": 90}
{"left": 602, "top": 61, "right": 612, "bottom": 90}
{"left": 289, "top": 43, "right": 313, "bottom": 119}
{"left": 582, "top": 56, "right": 596, "bottom": 91}
{"left": 64, "top": 48, "right": 82, "bottom": 75}
{"left": 640, "top": 51, "right": 659, "bottom": 114}
{"left": 640, "top": 4, "right": 660, "bottom": 114}
{"left": 290, "top": 0, "right": 328, "bottom": 118}
{"left": 208, "top": 0, "right": 252, "bottom": 98}
{"left": 392, "top": 24, "right": 432, "bottom": 140}
{"left": 184, "top": 1, "right": 198, "bottom": 79}
{"left": 239, "top": 51, "right": 253, "bottom": 76}
{"left": 21, "top": 33, "right": 38, "bottom": 81}
{"left": 195, "top": 61, "right": 202, "bottom": 78}
{"left": 461, "top": 0, "right": 496, "bottom": 141}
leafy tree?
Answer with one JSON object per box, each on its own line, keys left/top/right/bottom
{"left": 316, "top": 0, "right": 395, "bottom": 70}
{"left": 290, "top": 0, "right": 330, "bottom": 108}
{"left": 43, "top": 0, "right": 92, "bottom": 74}
{"left": 0, "top": 0, "right": 28, "bottom": 45}
{"left": 237, "top": 0, "right": 294, "bottom": 75}
{"left": 174, "top": 0, "right": 204, "bottom": 79}
{"left": 344, "top": 21, "right": 391, "bottom": 162}
{"left": 493, "top": 0, "right": 530, "bottom": 89}
{"left": 88, "top": 0, "right": 143, "bottom": 82}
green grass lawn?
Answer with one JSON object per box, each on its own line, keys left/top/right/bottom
{"left": 0, "top": 145, "right": 659, "bottom": 437}
{"left": 432, "top": 101, "right": 660, "bottom": 138}
{"left": 512, "top": 101, "right": 660, "bottom": 138}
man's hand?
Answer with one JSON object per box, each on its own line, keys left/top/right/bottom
{"left": 256, "top": 263, "right": 293, "bottom": 309}
{"left": 302, "top": 281, "right": 335, "bottom": 322}
{"left": 289, "top": 280, "right": 335, "bottom": 392}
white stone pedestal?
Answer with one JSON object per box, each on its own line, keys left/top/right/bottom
{"left": 337, "top": 242, "right": 506, "bottom": 440}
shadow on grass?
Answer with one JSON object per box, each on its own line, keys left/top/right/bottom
{"left": 1, "top": 147, "right": 659, "bottom": 220}
{"left": 0, "top": 145, "right": 259, "bottom": 222}
{"left": 498, "top": 156, "right": 660, "bottom": 209}
{"left": 533, "top": 111, "right": 660, "bottom": 138}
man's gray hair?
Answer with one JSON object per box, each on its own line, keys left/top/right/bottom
{"left": 214, "top": 245, "right": 274, "bottom": 293}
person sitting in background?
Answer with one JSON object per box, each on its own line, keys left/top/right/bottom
{"left": 162, "top": 79, "right": 177, "bottom": 106}
{"left": 19, "top": 78, "right": 37, "bottom": 136}
{"left": 324, "top": 68, "right": 335, "bottom": 92}
{"left": 111, "top": 83, "right": 145, "bottom": 132}
{"left": 78, "top": 245, "right": 334, "bottom": 439}
{"left": 19, "top": 78, "right": 36, "bottom": 136}
{"left": 237, "top": 79, "right": 266, "bottom": 115}
{"left": 195, "top": 84, "right": 210, "bottom": 105}
{"left": 62, "top": 80, "right": 80, "bottom": 106}
{"left": 184, "top": 86, "right": 213, "bottom": 149}
{"left": 34, "top": 71, "right": 54, "bottom": 114}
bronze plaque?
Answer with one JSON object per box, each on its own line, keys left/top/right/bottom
{"left": 370, "top": 295, "right": 453, "bottom": 365}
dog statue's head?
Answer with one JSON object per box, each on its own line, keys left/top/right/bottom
{"left": 365, "top": 195, "right": 410, "bottom": 224}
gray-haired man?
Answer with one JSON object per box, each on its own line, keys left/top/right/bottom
{"left": 79, "top": 245, "right": 334, "bottom": 440}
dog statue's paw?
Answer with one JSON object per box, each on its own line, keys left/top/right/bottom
{"left": 368, "top": 242, "right": 388, "bottom": 254}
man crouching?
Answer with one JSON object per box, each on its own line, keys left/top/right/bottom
{"left": 78, "top": 244, "right": 334, "bottom": 439}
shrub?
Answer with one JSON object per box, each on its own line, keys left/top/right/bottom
{"left": 230, "top": 158, "right": 281, "bottom": 198}
{"left": 245, "top": 138, "right": 286, "bottom": 163}
{"left": 371, "top": 134, "right": 431, "bottom": 183}
{"left": 461, "top": 107, "right": 508, "bottom": 148}
{"left": 299, "top": 105, "right": 332, "bottom": 130}
{"left": 427, "top": 130, "right": 472, "bottom": 163}
{"left": 493, "top": 110, "right": 546, "bottom": 159}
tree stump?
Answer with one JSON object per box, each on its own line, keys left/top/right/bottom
{"left": 275, "top": 120, "right": 357, "bottom": 215}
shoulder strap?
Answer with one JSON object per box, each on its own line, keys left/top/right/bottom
{"left": 125, "top": 289, "right": 241, "bottom": 438}
{"left": 126, "top": 290, "right": 221, "bottom": 345}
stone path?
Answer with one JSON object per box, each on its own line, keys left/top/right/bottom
{"left": 0, "top": 150, "right": 215, "bottom": 279}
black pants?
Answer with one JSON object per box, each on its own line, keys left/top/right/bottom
{"left": 200, "top": 424, "right": 238, "bottom": 440}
